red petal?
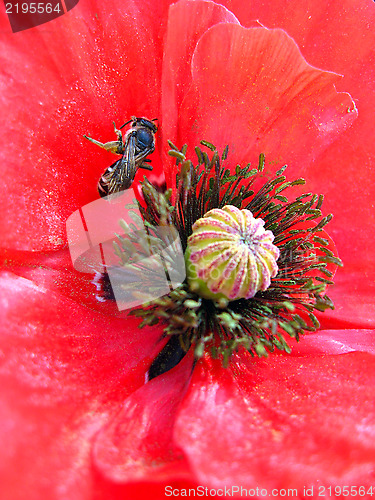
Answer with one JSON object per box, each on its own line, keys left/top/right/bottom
{"left": 93, "top": 352, "right": 194, "bottom": 483}
{"left": 225, "top": 0, "right": 375, "bottom": 278}
{"left": 1, "top": 248, "right": 122, "bottom": 316}
{"left": 160, "top": 0, "right": 240, "bottom": 186}
{"left": 226, "top": 0, "right": 375, "bottom": 85}
{"left": 289, "top": 329, "right": 375, "bottom": 356}
{"left": 175, "top": 352, "right": 375, "bottom": 489}
{"left": 318, "top": 268, "right": 375, "bottom": 330}
{"left": 0, "top": 0, "right": 169, "bottom": 251}
{"left": 177, "top": 24, "right": 356, "bottom": 176}
{"left": 0, "top": 270, "right": 164, "bottom": 499}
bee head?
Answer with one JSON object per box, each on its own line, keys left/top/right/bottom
{"left": 120, "top": 116, "right": 157, "bottom": 133}
{"left": 137, "top": 117, "right": 158, "bottom": 133}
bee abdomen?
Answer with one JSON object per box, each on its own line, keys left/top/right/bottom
{"left": 97, "top": 161, "right": 119, "bottom": 198}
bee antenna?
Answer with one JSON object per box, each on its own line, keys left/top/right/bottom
{"left": 120, "top": 119, "right": 132, "bottom": 129}
{"left": 152, "top": 118, "right": 158, "bottom": 122}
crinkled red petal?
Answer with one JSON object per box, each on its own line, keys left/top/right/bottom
{"left": 0, "top": 270, "right": 166, "bottom": 499}
{"left": 174, "top": 352, "right": 375, "bottom": 489}
{"left": 93, "top": 352, "right": 195, "bottom": 483}
{"left": 224, "top": 0, "right": 375, "bottom": 275}
{"left": 172, "top": 24, "right": 357, "bottom": 183}
{"left": 0, "top": 0, "right": 170, "bottom": 251}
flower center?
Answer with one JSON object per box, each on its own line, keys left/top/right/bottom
{"left": 128, "top": 141, "right": 341, "bottom": 371}
{"left": 185, "top": 205, "right": 280, "bottom": 303}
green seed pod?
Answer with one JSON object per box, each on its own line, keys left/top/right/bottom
{"left": 185, "top": 205, "right": 280, "bottom": 301}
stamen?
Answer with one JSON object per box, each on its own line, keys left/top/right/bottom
{"left": 125, "top": 141, "right": 342, "bottom": 367}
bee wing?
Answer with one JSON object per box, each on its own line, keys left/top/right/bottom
{"left": 116, "top": 132, "right": 137, "bottom": 189}
{"left": 101, "top": 133, "right": 136, "bottom": 196}
{"left": 97, "top": 135, "right": 136, "bottom": 197}
{"left": 135, "top": 142, "right": 155, "bottom": 163}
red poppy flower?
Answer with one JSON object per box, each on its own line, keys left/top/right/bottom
{"left": 1, "top": 1, "right": 375, "bottom": 499}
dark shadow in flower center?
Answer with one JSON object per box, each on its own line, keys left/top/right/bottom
{"left": 147, "top": 335, "right": 188, "bottom": 381}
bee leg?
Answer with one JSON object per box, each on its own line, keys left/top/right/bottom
{"left": 113, "top": 121, "right": 124, "bottom": 140}
{"left": 83, "top": 135, "right": 123, "bottom": 155}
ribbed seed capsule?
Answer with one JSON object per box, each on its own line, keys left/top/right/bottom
{"left": 185, "top": 205, "right": 280, "bottom": 301}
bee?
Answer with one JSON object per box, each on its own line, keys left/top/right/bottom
{"left": 84, "top": 116, "right": 157, "bottom": 197}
